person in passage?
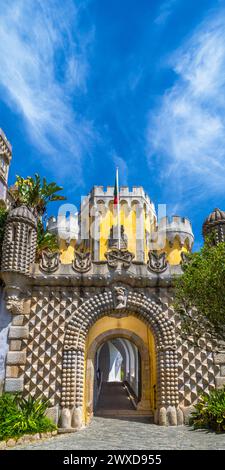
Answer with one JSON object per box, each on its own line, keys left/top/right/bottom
{"left": 96, "top": 367, "right": 101, "bottom": 388}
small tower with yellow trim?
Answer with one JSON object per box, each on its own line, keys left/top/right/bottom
{"left": 157, "top": 215, "right": 194, "bottom": 265}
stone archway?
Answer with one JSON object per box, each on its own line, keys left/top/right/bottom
{"left": 85, "top": 328, "right": 152, "bottom": 423}
{"left": 60, "top": 288, "right": 182, "bottom": 429}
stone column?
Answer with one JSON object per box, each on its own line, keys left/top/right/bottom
{"left": 4, "top": 285, "right": 30, "bottom": 393}
{"left": 214, "top": 350, "right": 225, "bottom": 388}
{"left": 72, "top": 349, "right": 85, "bottom": 429}
{"left": 61, "top": 347, "right": 85, "bottom": 430}
{"left": 157, "top": 347, "right": 182, "bottom": 426}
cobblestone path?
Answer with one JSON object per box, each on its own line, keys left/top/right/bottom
{"left": 15, "top": 417, "right": 225, "bottom": 450}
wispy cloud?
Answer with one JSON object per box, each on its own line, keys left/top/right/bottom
{"left": 0, "top": 0, "right": 94, "bottom": 183}
{"left": 112, "top": 154, "right": 129, "bottom": 186}
{"left": 148, "top": 10, "right": 225, "bottom": 206}
{"left": 154, "top": 0, "right": 178, "bottom": 26}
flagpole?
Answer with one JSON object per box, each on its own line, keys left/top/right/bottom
{"left": 116, "top": 167, "right": 120, "bottom": 249}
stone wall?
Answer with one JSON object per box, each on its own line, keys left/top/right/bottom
{"left": 159, "top": 288, "right": 224, "bottom": 414}
{"left": 21, "top": 288, "right": 80, "bottom": 405}
{"left": 3, "top": 284, "right": 222, "bottom": 427}
{"left": 0, "top": 287, "right": 11, "bottom": 393}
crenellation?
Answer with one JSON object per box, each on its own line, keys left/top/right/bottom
{"left": 0, "top": 131, "right": 223, "bottom": 432}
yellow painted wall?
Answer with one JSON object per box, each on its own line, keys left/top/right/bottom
{"left": 164, "top": 237, "right": 189, "bottom": 265}
{"left": 59, "top": 239, "right": 76, "bottom": 264}
{"left": 99, "top": 203, "right": 137, "bottom": 260}
{"left": 84, "top": 315, "right": 157, "bottom": 423}
{"left": 58, "top": 207, "right": 191, "bottom": 266}
{"left": 99, "top": 203, "right": 113, "bottom": 260}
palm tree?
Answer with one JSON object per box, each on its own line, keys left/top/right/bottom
{"left": 9, "top": 174, "right": 66, "bottom": 217}
{"left": 36, "top": 220, "right": 59, "bottom": 260}
{"left": 9, "top": 173, "right": 66, "bottom": 257}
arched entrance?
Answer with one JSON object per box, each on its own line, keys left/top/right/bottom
{"left": 84, "top": 320, "right": 155, "bottom": 423}
{"left": 60, "top": 289, "right": 181, "bottom": 429}
{"left": 94, "top": 337, "right": 140, "bottom": 415}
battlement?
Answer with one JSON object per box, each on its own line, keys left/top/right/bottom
{"left": 91, "top": 185, "right": 150, "bottom": 199}
{"left": 87, "top": 185, "right": 156, "bottom": 214}
{"left": 158, "top": 215, "right": 193, "bottom": 231}
{"left": 47, "top": 214, "right": 78, "bottom": 241}
{"left": 47, "top": 216, "right": 57, "bottom": 233}
{"left": 158, "top": 215, "right": 194, "bottom": 247}
{"left": 0, "top": 129, "right": 12, "bottom": 161}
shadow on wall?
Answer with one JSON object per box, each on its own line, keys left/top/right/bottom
{"left": 0, "top": 288, "right": 11, "bottom": 393}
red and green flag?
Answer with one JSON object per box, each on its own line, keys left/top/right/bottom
{"left": 114, "top": 168, "right": 119, "bottom": 205}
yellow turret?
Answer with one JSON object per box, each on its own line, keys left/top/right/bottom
{"left": 158, "top": 216, "right": 194, "bottom": 265}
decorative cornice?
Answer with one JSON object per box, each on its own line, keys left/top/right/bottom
{"left": 105, "top": 248, "right": 134, "bottom": 268}
{"left": 5, "top": 296, "right": 24, "bottom": 315}
{"left": 147, "top": 251, "right": 168, "bottom": 273}
{"left": 72, "top": 251, "right": 92, "bottom": 273}
{"left": 28, "top": 261, "right": 183, "bottom": 288}
{"left": 39, "top": 251, "right": 60, "bottom": 273}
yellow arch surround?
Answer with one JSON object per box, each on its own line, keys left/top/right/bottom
{"left": 84, "top": 315, "right": 157, "bottom": 424}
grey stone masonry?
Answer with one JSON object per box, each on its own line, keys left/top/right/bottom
{"left": 7, "top": 351, "right": 26, "bottom": 365}
{"left": 213, "top": 351, "right": 225, "bottom": 387}
{"left": 1, "top": 205, "right": 37, "bottom": 275}
{"left": 4, "top": 377, "right": 24, "bottom": 392}
{"left": 8, "top": 326, "right": 29, "bottom": 339}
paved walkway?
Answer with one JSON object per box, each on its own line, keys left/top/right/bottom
{"left": 96, "top": 382, "right": 135, "bottom": 412}
{"left": 15, "top": 417, "right": 225, "bottom": 450}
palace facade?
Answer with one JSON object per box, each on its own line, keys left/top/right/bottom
{"left": 0, "top": 129, "right": 225, "bottom": 431}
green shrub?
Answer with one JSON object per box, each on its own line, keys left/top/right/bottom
{"left": 190, "top": 386, "right": 225, "bottom": 433}
{"left": 0, "top": 393, "right": 57, "bottom": 441}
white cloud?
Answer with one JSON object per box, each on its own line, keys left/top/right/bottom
{"left": 148, "top": 10, "right": 225, "bottom": 206}
{"left": 0, "top": 0, "right": 94, "bottom": 183}
{"left": 112, "top": 154, "right": 129, "bottom": 186}
{"left": 154, "top": 0, "right": 179, "bottom": 26}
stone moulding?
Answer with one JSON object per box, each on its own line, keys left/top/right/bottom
{"left": 60, "top": 289, "right": 183, "bottom": 430}
{"left": 39, "top": 251, "right": 60, "bottom": 273}
{"left": 63, "top": 345, "right": 84, "bottom": 352}
{"left": 113, "top": 286, "right": 127, "bottom": 309}
{"left": 5, "top": 296, "right": 24, "bottom": 315}
{"left": 180, "top": 251, "right": 191, "bottom": 269}
{"left": 104, "top": 248, "right": 135, "bottom": 268}
{"left": 33, "top": 261, "right": 183, "bottom": 288}
{"left": 147, "top": 251, "right": 168, "bottom": 273}
{"left": 72, "top": 251, "right": 92, "bottom": 273}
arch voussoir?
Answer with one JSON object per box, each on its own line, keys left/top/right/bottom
{"left": 60, "top": 289, "right": 181, "bottom": 430}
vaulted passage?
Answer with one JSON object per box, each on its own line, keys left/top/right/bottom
{"left": 93, "top": 337, "right": 140, "bottom": 416}
{"left": 95, "top": 382, "right": 135, "bottom": 414}
{"left": 84, "top": 316, "right": 156, "bottom": 426}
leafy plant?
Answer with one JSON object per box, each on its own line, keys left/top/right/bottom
{"left": 8, "top": 173, "right": 66, "bottom": 258}
{"left": 190, "top": 386, "right": 225, "bottom": 433}
{"left": 36, "top": 220, "right": 59, "bottom": 260}
{"left": 174, "top": 239, "right": 225, "bottom": 342}
{"left": 9, "top": 173, "right": 66, "bottom": 217}
{"left": 0, "top": 393, "right": 56, "bottom": 441}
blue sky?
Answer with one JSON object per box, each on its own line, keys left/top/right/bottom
{"left": 0, "top": 0, "right": 225, "bottom": 249}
